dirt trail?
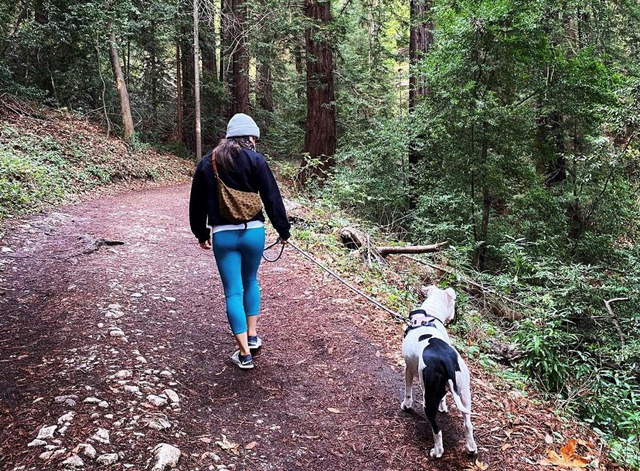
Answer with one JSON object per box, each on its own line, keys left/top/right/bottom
{"left": 0, "top": 184, "right": 611, "bottom": 471}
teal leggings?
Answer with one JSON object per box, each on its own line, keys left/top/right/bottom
{"left": 212, "top": 227, "right": 265, "bottom": 335}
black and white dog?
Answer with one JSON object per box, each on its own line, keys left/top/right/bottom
{"left": 401, "top": 286, "right": 477, "bottom": 458}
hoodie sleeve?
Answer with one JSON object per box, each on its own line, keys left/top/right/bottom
{"left": 189, "top": 161, "right": 211, "bottom": 243}
{"left": 256, "top": 160, "right": 291, "bottom": 240}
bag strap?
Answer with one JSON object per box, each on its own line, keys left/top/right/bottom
{"left": 211, "top": 151, "right": 219, "bottom": 175}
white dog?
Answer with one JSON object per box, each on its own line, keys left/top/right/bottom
{"left": 401, "top": 286, "right": 477, "bottom": 458}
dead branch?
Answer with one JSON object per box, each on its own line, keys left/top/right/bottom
{"left": 377, "top": 242, "right": 448, "bottom": 257}
{"left": 405, "top": 254, "right": 529, "bottom": 321}
{"left": 603, "top": 297, "right": 628, "bottom": 347}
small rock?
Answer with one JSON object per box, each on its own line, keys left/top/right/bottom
{"left": 83, "top": 397, "right": 101, "bottom": 404}
{"left": 36, "top": 425, "right": 57, "bottom": 440}
{"left": 74, "top": 443, "right": 97, "bottom": 459}
{"left": 91, "top": 428, "right": 110, "bottom": 444}
{"left": 147, "top": 395, "right": 168, "bottom": 407}
{"left": 108, "top": 303, "right": 122, "bottom": 310}
{"left": 27, "top": 439, "right": 47, "bottom": 447}
{"left": 54, "top": 395, "right": 78, "bottom": 404}
{"left": 62, "top": 455, "right": 84, "bottom": 468}
{"left": 147, "top": 416, "right": 171, "bottom": 430}
{"left": 114, "top": 370, "right": 132, "bottom": 379}
{"left": 98, "top": 401, "right": 109, "bottom": 408}
{"left": 96, "top": 453, "right": 119, "bottom": 466}
{"left": 58, "top": 425, "right": 68, "bottom": 436}
{"left": 136, "top": 356, "right": 147, "bottom": 364}
{"left": 98, "top": 323, "right": 104, "bottom": 328}
{"left": 110, "top": 329, "right": 125, "bottom": 338}
{"left": 131, "top": 292, "right": 142, "bottom": 297}
{"left": 151, "top": 444, "right": 181, "bottom": 471}
{"left": 163, "top": 389, "right": 179, "bottom": 404}
{"left": 124, "top": 385, "right": 140, "bottom": 394}
{"left": 40, "top": 448, "right": 66, "bottom": 461}
{"left": 2, "top": 246, "right": 14, "bottom": 253}
{"left": 159, "top": 371, "right": 172, "bottom": 378}
{"left": 164, "top": 297, "right": 176, "bottom": 302}
{"left": 58, "top": 411, "right": 76, "bottom": 424}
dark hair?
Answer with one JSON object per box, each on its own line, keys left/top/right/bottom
{"left": 213, "top": 137, "right": 255, "bottom": 171}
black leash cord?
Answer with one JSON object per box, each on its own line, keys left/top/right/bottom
{"left": 262, "top": 238, "right": 285, "bottom": 262}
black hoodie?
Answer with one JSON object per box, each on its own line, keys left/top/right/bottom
{"left": 189, "top": 148, "right": 291, "bottom": 243}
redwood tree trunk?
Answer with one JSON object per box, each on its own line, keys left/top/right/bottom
{"left": 257, "top": 61, "right": 273, "bottom": 112}
{"left": 108, "top": 32, "right": 135, "bottom": 142}
{"left": 180, "top": 6, "right": 196, "bottom": 152}
{"left": 299, "top": 0, "right": 337, "bottom": 184}
{"left": 231, "top": 0, "right": 249, "bottom": 115}
{"left": 408, "top": 0, "right": 432, "bottom": 112}
{"left": 201, "top": 9, "right": 217, "bottom": 77}
{"left": 408, "top": 0, "right": 433, "bottom": 205}
{"left": 176, "top": 40, "right": 183, "bottom": 143}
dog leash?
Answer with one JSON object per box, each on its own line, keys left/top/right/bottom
{"left": 262, "top": 238, "right": 285, "bottom": 262}
{"left": 283, "top": 240, "right": 407, "bottom": 323}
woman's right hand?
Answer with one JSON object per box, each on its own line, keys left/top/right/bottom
{"left": 199, "top": 238, "right": 212, "bottom": 250}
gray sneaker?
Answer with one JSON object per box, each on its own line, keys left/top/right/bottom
{"left": 230, "top": 351, "right": 254, "bottom": 370}
{"left": 248, "top": 335, "right": 262, "bottom": 351}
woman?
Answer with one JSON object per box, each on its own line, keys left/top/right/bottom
{"left": 189, "top": 113, "right": 290, "bottom": 370}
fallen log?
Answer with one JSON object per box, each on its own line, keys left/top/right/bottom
{"left": 377, "top": 241, "right": 448, "bottom": 257}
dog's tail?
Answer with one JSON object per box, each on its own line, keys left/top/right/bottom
{"left": 447, "top": 379, "right": 473, "bottom": 415}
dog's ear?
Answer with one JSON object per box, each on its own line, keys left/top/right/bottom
{"left": 421, "top": 285, "right": 437, "bottom": 298}
{"left": 445, "top": 287, "right": 457, "bottom": 300}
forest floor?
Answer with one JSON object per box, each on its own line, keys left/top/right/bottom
{"left": 0, "top": 183, "right": 622, "bottom": 471}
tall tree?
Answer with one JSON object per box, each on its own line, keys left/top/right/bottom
{"left": 193, "top": 0, "right": 202, "bottom": 159}
{"left": 231, "top": 0, "right": 249, "bottom": 115}
{"left": 109, "top": 31, "right": 135, "bottom": 142}
{"left": 180, "top": 2, "right": 196, "bottom": 152}
{"left": 299, "top": 0, "right": 336, "bottom": 184}
{"left": 408, "top": 0, "right": 433, "bottom": 206}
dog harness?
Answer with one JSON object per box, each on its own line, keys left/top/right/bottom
{"left": 404, "top": 309, "right": 445, "bottom": 337}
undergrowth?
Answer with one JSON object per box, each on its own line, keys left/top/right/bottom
{"left": 275, "top": 163, "right": 640, "bottom": 470}
{"left": 0, "top": 120, "right": 191, "bottom": 221}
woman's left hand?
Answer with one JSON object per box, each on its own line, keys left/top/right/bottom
{"left": 199, "top": 238, "right": 212, "bottom": 250}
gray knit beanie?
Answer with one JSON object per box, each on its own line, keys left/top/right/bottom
{"left": 225, "top": 113, "right": 260, "bottom": 139}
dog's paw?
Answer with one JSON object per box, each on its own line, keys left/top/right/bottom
{"left": 400, "top": 398, "right": 413, "bottom": 411}
{"left": 438, "top": 401, "right": 448, "bottom": 413}
{"left": 429, "top": 448, "right": 444, "bottom": 459}
{"left": 465, "top": 443, "right": 478, "bottom": 455}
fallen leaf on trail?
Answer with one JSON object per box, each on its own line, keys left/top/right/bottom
{"left": 216, "top": 435, "right": 239, "bottom": 455}
{"left": 465, "top": 459, "right": 489, "bottom": 470}
{"left": 501, "top": 443, "right": 512, "bottom": 451}
{"left": 199, "top": 437, "right": 212, "bottom": 444}
{"left": 540, "top": 439, "right": 591, "bottom": 469}
{"left": 245, "top": 441, "right": 257, "bottom": 450}
{"left": 327, "top": 408, "right": 343, "bottom": 414}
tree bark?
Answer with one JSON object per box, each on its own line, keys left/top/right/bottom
{"left": 408, "top": 0, "right": 433, "bottom": 206}
{"left": 473, "top": 139, "right": 491, "bottom": 270}
{"left": 194, "top": 0, "right": 202, "bottom": 159}
{"left": 220, "top": 0, "right": 231, "bottom": 88}
{"left": 257, "top": 60, "right": 274, "bottom": 112}
{"left": 180, "top": 4, "right": 196, "bottom": 152}
{"left": 108, "top": 32, "right": 135, "bottom": 142}
{"left": 201, "top": 8, "right": 217, "bottom": 77}
{"left": 176, "top": 40, "right": 183, "bottom": 143}
{"left": 231, "top": 0, "right": 249, "bottom": 115}
{"left": 299, "top": 0, "right": 337, "bottom": 185}
{"left": 377, "top": 242, "right": 448, "bottom": 256}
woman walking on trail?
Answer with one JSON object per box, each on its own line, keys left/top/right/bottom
{"left": 189, "top": 113, "right": 290, "bottom": 370}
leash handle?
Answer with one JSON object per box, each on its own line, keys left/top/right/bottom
{"left": 262, "top": 237, "right": 285, "bottom": 262}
